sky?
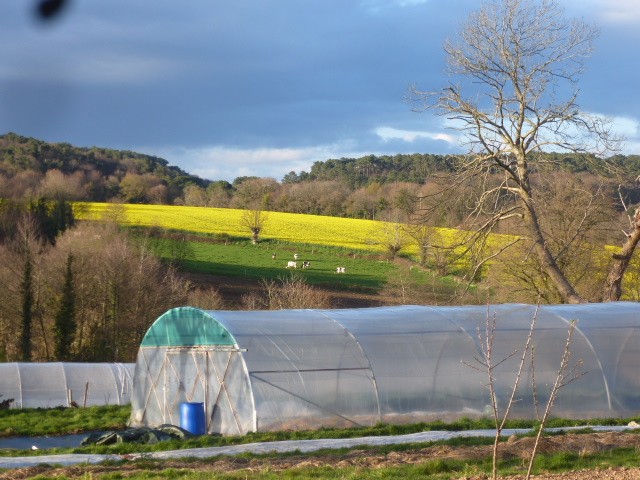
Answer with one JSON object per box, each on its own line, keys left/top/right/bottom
{"left": 1, "top": 0, "right": 640, "bottom": 182}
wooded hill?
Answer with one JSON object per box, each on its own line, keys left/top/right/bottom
{"left": 283, "top": 152, "right": 640, "bottom": 188}
{"left": 1, "top": 132, "right": 640, "bottom": 221}
{"left": 0, "top": 132, "right": 207, "bottom": 204}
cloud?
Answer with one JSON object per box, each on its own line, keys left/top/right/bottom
{"left": 142, "top": 123, "right": 466, "bottom": 182}
{"left": 144, "top": 143, "right": 371, "bottom": 182}
{"left": 375, "top": 126, "right": 459, "bottom": 145}
{"left": 570, "top": 113, "right": 640, "bottom": 155}
{"left": 375, "top": 113, "right": 640, "bottom": 158}
{"left": 596, "top": 0, "right": 640, "bottom": 23}
{"left": 607, "top": 115, "right": 640, "bottom": 154}
{"left": 609, "top": 115, "right": 639, "bottom": 138}
{"left": 567, "top": 0, "right": 640, "bottom": 24}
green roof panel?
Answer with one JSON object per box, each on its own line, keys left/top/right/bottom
{"left": 141, "top": 307, "right": 236, "bottom": 347}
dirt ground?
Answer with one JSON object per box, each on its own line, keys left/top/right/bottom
{"left": 3, "top": 432, "right": 640, "bottom": 479}
{"left": 187, "top": 272, "right": 386, "bottom": 308}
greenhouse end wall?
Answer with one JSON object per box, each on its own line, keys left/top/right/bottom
{"left": 130, "top": 303, "right": 640, "bottom": 435}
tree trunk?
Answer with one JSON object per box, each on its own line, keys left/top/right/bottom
{"left": 522, "top": 194, "right": 586, "bottom": 304}
{"left": 603, "top": 207, "right": 640, "bottom": 301}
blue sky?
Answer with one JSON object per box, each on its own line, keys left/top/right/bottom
{"left": 1, "top": 0, "right": 639, "bottom": 181}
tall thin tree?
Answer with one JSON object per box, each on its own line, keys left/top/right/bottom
{"left": 19, "top": 252, "right": 33, "bottom": 362}
{"left": 15, "top": 215, "right": 41, "bottom": 362}
{"left": 54, "top": 253, "right": 77, "bottom": 360}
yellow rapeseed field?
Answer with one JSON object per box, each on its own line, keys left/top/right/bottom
{"left": 78, "top": 203, "right": 397, "bottom": 252}
{"left": 76, "top": 202, "right": 522, "bottom": 261}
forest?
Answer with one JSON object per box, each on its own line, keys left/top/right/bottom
{"left": 2, "top": 132, "right": 640, "bottom": 223}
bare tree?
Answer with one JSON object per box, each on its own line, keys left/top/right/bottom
{"left": 488, "top": 173, "right": 616, "bottom": 303}
{"left": 235, "top": 178, "right": 277, "bottom": 244}
{"left": 241, "top": 207, "right": 268, "bottom": 245}
{"left": 374, "top": 216, "right": 406, "bottom": 260}
{"left": 231, "top": 177, "right": 279, "bottom": 209}
{"left": 410, "top": 0, "right": 633, "bottom": 303}
{"left": 464, "top": 307, "right": 537, "bottom": 479}
{"left": 404, "top": 223, "right": 432, "bottom": 267}
{"left": 0, "top": 215, "right": 48, "bottom": 361}
{"left": 182, "top": 184, "right": 209, "bottom": 207}
{"left": 525, "top": 320, "right": 583, "bottom": 479}
{"left": 465, "top": 306, "right": 584, "bottom": 480}
{"left": 186, "top": 286, "right": 226, "bottom": 310}
{"left": 242, "top": 274, "right": 332, "bottom": 310}
{"left": 52, "top": 222, "right": 191, "bottom": 361}
{"left": 275, "top": 180, "right": 350, "bottom": 216}
{"left": 37, "top": 169, "right": 87, "bottom": 201}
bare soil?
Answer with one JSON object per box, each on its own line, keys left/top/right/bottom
{"left": 3, "top": 432, "right": 640, "bottom": 479}
{"left": 186, "top": 272, "right": 386, "bottom": 308}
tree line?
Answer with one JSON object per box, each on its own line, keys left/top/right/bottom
{"left": 0, "top": 199, "right": 212, "bottom": 362}
{"left": 2, "top": 132, "right": 639, "bottom": 223}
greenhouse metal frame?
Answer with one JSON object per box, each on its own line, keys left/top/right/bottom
{"left": 130, "top": 303, "right": 640, "bottom": 435}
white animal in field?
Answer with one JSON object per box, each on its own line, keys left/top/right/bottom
{"left": 302, "top": 261, "right": 311, "bottom": 268}
{"left": 287, "top": 261, "right": 298, "bottom": 269}
{"left": 271, "top": 253, "right": 276, "bottom": 259}
{"left": 293, "top": 253, "right": 299, "bottom": 260}
{"left": 336, "top": 266, "right": 346, "bottom": 274}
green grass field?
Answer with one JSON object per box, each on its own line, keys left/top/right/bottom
{"left": 147, "top": 236, "right": 397, "bottom": 291}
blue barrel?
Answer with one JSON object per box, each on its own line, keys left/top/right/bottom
{"left": 180, "top": 402, "right": 206, "bottom": 435}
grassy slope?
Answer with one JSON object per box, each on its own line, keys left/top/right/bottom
{"left": 157, "top": 239, "right": 395, "bottom": 291}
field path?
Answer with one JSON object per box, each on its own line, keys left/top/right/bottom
{"left": 0, "top": 426, "right": 635, "bottom": 470}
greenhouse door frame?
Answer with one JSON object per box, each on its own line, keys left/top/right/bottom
{"left": 161, "top": 346, "right": 245, "bottom": 432}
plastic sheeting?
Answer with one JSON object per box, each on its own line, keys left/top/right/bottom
{"left": 130, "top": 303, "right": 640, "bottom": 435}
{"left": 0, "top": 363, "right": 135, "bottom": 408}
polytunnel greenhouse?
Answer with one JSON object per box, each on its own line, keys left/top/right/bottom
{"left": 0, "top": 363, "right": 134, "bottom": 409}
{"left": 130, "top": 302, "right": 640, "bottom": 435}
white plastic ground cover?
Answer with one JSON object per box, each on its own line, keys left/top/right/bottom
{"left": 0, "top": 363, "right": 135, "bottom": 408}
{"left": 0, "top": 426, "right": 636, "bottom": 469}
{"left": 0, "top": 453, "right": 123, "bottom": 469}
{"left": 134, "top": 426, "right": 638, "bottom": 460}
{"left": 131, "top": 303, "right": 640, "bottom": 435}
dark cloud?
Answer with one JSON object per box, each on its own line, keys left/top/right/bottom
{"left": 1, "top": 1, "right": 638, "bottom": 180}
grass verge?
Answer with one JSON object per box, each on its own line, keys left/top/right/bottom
{"left": 0, "top": 405, "right": 635, "bottom": 455}
{"left": 0, "top": 405, "right": 129, "bottom": 438}
{"left": 15, "top": 445, "right": 640, "bottom": 479}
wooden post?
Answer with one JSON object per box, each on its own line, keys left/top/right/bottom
{"left": 83, "top": 382, "right": 89, "bottom": 408}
